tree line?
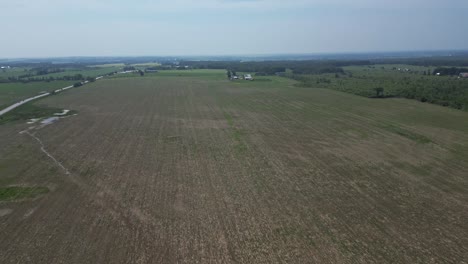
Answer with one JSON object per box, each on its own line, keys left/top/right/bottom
{"left": 293, "top": 72, "right": 468, "bottom": 110}
{"left": 372, "top": 57, "right": 468, "bottom": 67}
{"left": 2, "top": 74, "right": 86, "bottom": 83}
{"left": 432, "top": 67, "right": 468, "bottom": 76}
{"left": 180, "top": 60, "right": 371, "bottom": 75}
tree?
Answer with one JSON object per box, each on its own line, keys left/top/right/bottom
{"left": 123, "top": 66, "right": 136, "bottom": 71}
{"left": 227, "top": 70, "right": 231, "bottom": 79}
{"left": 74, "top": 74, "right": 83, "bottom": 80}
{"left": 139, "top": 70, "right": 144, "bottom": 76}
{"left": 374, "top": 87, "right": 384, "bottom": 97}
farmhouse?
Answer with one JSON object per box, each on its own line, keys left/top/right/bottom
{"left": 459, "top": 72, "right": 468, "bottom": 78}
{"left": 244, "top": 74, "right": 253, "bottom": 81}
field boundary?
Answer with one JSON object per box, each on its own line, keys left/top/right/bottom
{"left": 21, "top": 130, "right": 71, "bottom": 175}
{"left": 0, "top": 75, "right": 109, "bottom": 117}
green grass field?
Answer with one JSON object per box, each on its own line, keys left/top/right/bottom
{"left": 109, "top": 69, "right": 229, "bottom": 81}
{"left": 38, "top": 66, "right": 121, "bottom": 78}
{"left": 150, "top": 69, "right": 227, "bottom": 80}
{"left": 0, "top": 66, "right": 124, "bottom": 110}
{"left": 0, "top": 186, "right": 49, "bottom": 201}
{"left": 131, "top": 62, "right": 162, "bottom": 67}
{"left": 0, "top": 67, "right": 31, "bottom": 79}
{"left": 89, "top": 63, "right": 126, "bottom": 68}
{"left": 0, "top": 103, "right": 76, "bottom": 125}
{"left": 0, "top": 66, "right": 121, "bottom": 80}
{"left": 0, "top": 81, "right": 75, "bottom": 109}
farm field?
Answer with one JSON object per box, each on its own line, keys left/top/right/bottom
{"left": 0, "top": 67, "right": 31, "bottom": 78}
{"left": 36, "top": 66, "right": 121, "bottom": 79}
{"left": 0, "top": 70, "right": 467, "bottom": 263}
{"left": 0, "top": 66, "right": 121, "bottom": 82}
{"left": 0, "top": 81, "right": 75, "bottom": 108}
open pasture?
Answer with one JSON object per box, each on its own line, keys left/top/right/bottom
{"left": 0, "top": 81, "right": 75, "bottom": 109}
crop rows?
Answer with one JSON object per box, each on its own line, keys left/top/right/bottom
{"left": 0, "top": 74, "right": 467, "bottom": 263}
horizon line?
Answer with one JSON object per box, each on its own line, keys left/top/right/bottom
{"left": 1, "top": 49, "right": 468, "bottom": 61}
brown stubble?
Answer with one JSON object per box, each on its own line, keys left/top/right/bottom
{"left": 0, "top": 75, "right": 467, "bottom": 263}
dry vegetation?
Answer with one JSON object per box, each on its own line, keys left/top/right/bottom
{"left": 0, "top": 71, "right": 467, "bottom": 263}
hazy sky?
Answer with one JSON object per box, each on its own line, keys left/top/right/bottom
{"left": 2, "top": 0, "right": 468, "bottom": 57}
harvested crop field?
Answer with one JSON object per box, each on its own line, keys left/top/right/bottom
{"left": 0, "top": 70, "right": 467, "bottom": 263}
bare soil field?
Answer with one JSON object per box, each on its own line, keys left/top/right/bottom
{"left": 0, "top": 71, "right": 467, "bottom": 263}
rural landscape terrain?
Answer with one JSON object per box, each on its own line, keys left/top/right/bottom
{"left": 0, "top": 56, "right": 468, "bottom": 263}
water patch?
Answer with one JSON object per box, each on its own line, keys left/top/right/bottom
{"left": 54, "top": 109, "right": 70, "bottom": 116}
{"left": 41, "top": 117, "right": 60, "bottom": 125}
{"left": 27, "top": 118, "right": 41, "bottom": 124}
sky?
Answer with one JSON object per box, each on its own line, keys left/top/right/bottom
{"left": 1, "top": 0, "right": 468, "bottom": 58}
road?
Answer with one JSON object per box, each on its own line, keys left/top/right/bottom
{"left": 0, "top": 77, "right": 104, "bottom": 117}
